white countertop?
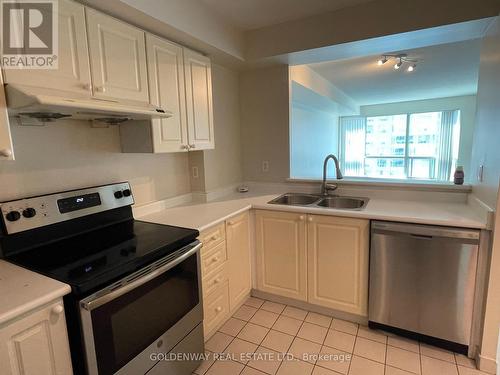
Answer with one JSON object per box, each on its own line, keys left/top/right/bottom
{"left": 138, "top": 191, "right": 488, "bottom": 231}
{"left": 0, "top": 260, "right": 71, "bottom": 325}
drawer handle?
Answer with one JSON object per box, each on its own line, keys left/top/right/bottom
{"left": 210, "top": 235, "right": 219, "bottom": 241}
{"left": 52, "top": 305, "right": 64, "bottom": 315}
{"left": 215, "top": 306, "right": 222, "bottom": 313}
{"left": 211, "top": 256, "right": 219, "bottom": 263}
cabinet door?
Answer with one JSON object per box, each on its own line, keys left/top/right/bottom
{"left": 307, "top": 215, "right": 369, "bottom": 316}
{"left": 86, "top": 8, "right": 149, "bottom": 102}
{"left": 255, "top": 210, "right": 307, "bottom": 301}
{"left": 146, "top": 34, "right": 188, "bottom": 152}
{"left": 183, "top": 49, "right": 214, "bottom": 150}
{"left": 0, "top": 300, "right": 73, "bottom": 375}
{"left": 3, "top": 0, "right": 91, "bottom": 94}
{"left": 0, "top": 72, "right": 14, "bottom": 160}
{"left": 226, "top": 212, "right": 251, "bottom": 310}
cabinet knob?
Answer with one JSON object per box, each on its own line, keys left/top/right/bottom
{"left": 181, "top": 145, "right": 189, "bottom": 150}
{"left": 0, "top": 149, "right": 12, "bottom": 157}
{"left": 227, "top": 221, "right": 235, "bottom": 226}
{"left": 51, "top": 305, "right": 64, "bottom": 315}
{"left": 214, "top": 278, "right": 221, "bottom": 284}
{"left": 215, "top": 306, "right": 222, "bottom": 313}
{"left": 299, "top": 215, "right": 305, "bottom": 221}
{"left": 210, "top": 235, "right": 218, "bottom": 241}
{"left": 211, "top": 256, "right": 218, "bottom": 263}
{"left": 82, "top": 83, "right": 92, "bottom": 91}
{"left": 308, "top": 217, "right": 313, "bottom": 222}
{"left": 95, "top": 86, "right": 106, "bottom": 93}
{"left": 189, "top": 144, "right": 196, "bottom": 149}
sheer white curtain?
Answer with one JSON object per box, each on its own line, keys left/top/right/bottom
{"left": 340, "top": 116, "right": 366, "bottom": 176}
{"left": 436, "top": 110, "right": 459, "bottom": 181}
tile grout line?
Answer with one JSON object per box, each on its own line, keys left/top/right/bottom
{"left": 210, "top": 297, "right": 480, "bottom": 375}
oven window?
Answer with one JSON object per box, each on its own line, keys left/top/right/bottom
{"left": 90, "top": 253, "right": 199, "bottom": 374}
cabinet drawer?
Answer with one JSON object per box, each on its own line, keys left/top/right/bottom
{"left": 202, "top": 264, "right": 228, "bottom": 297}
{"left": 201, "top": 241, "right": 227, "bottom": 277}
{"left": 200, "top": 223, "right": 225, "bottom": 252}
{"left": 203, "top": 281, "right": 230, "bottom": 337}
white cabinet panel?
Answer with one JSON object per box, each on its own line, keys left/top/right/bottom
{"left": 0, "top": 300, "right": 73, "bottom": 375}
{"left": 255, "top": 210, "right": 308, "bottom": 301}
{"left": 146, "top": 35, "right": 188, "bottom": 152}
{"left": 184, "top": 49, "right": 214, "bottom": 150}
{"left": 226, "top": 212, "right": 251, "bottom": 310}
{"left": 3, "top": 0, "right": 91, "bottom": 94}
{"left": 307, "top": 215, "right": 369, "bottom": 316}
{"left": 86, "top": 8, "right": 149, "bottom": 102}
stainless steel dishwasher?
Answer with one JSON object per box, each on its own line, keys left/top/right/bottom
{"left": 369, "top": 221, "right": 480, "bottom": 353}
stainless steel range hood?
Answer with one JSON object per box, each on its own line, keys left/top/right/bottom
{"left": 4, "top": 84, "right": 172, "bottom": 124}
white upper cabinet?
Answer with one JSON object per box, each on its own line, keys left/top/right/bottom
{"left": 146, "top": 35, "right": 188, "bottom": 152}
{"left": 86, "top": 8, "right": 149, "bottom": 103}
{"left": 184, "top": 49, "right": 214, "bottom": 150}
{"left": 3, "top": 0, "right": 92, "bottom": 94}
{"left": 120, "top": 42, "right": 215, "bottom": 153}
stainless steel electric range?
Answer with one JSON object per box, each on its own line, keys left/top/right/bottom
{"left": 0, "top": 182, "right": 204, "bottom": 375}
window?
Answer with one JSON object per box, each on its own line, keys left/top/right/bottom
{"left": 340, "top": 110, "right": 460, "bottom": 181}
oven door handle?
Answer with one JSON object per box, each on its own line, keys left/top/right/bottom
{"left": 81, "top": 242, "right": 202, "bottom": 311}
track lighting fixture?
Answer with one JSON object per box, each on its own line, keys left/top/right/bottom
{"left": 377, "top": 57, "right": 388, "bottom": 65}
{"left": 376, "top": 53, "right": 418, "bottom": 72}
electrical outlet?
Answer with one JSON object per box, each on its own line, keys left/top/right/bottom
{"left": 192, "top": 166, "right": 199, "bottom": 179}
{"left": 262, "top": 161, "right": 269, "bottom": 172}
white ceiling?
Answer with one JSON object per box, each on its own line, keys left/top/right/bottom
{"left": 198, "top": 0, "right": 373, "bottom": 30}
{"left": 309, "top": 39, "right": 481, "bottom": 106}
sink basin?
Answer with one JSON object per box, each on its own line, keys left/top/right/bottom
{"left": 268, "top": 193, "right": 321, "bottom": 206}
{"left": 268, "top": 193, "right": 369, "bottom": 211}
{"left": 316, "top": 196, "right": 368, "bottom": 210}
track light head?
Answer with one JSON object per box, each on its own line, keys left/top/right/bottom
{"left": 407, "top": 64, "right": 416, "bottom": 72}
{"left": 377, "top": 57, "right": 388, "bottom": 66}
{"left": 394, "top": 59, "right": 402, "bottom": 70}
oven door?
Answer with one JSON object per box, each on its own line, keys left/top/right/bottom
{"left": 79, "top": 241, "right": 203, "bottom": 375}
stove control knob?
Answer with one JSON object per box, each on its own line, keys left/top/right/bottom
{"left": 114, "top": 191, "right": 123, "bottom": 199}
{"left": 22, "top": 208, "right": 36, "bottom": 218}
{"left": 6, "top": 211, "right": 21, "bottom": 222}
{"left": 122, "top": 189, "right": 131, "bottom": 197}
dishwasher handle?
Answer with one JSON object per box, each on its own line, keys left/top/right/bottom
{"left": 372, "top": 221, "right": 480, "bottom": 241}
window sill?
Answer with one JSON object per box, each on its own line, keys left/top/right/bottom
{"left": 287, "top": 177, "right": 472, "bottom": 192}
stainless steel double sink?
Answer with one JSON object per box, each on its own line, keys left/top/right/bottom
{"left": 268, "top": 193, "right": 369, "bottom": 210}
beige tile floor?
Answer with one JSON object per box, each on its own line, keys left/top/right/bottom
{"left": 194, "top": 297, "right": 489, "bottom": 375}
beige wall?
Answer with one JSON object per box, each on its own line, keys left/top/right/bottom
{"left": 0, "top": 65, "right": 243, "bottom": 205}
{"left": 203, "top": 64, "right": 243, "bottom": 191}
{"left": 240, "top": 65, "right": 290, "bottom": 182}
{"left": 0, "top": 120, "right": 190, "bottom": 205}
{"left": 471, "top": 18, "right": 500, "bottom": 210}
{"left": 472, "top": 17, "right": 500, "bottom": 373}
{"left": 361, "top": 95, "right": 477, "bottom": 180}
{"left": 245, "top": 0, "right": 500, "bottom": 60}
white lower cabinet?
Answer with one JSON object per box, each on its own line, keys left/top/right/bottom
{"left": 255, "top": 210, "right": 370, "bottom": 317}
{"left": 307, "top": 215, "right": 369, "bottom": 316}
{"left": 255, "top": 210, "right": 308, "bottom": 301}
{"left": 0, "top": 299, "right": 73, "bottom": 375}
{"left": 226, "top": 212, "right": 252, "bottom": 310}
{"left": 200, "top": 213, "right": 251, "bottom": 340}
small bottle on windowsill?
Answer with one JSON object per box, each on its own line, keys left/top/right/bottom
{"left": 454, "top": 166, "right": 465, "bottom": 185}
